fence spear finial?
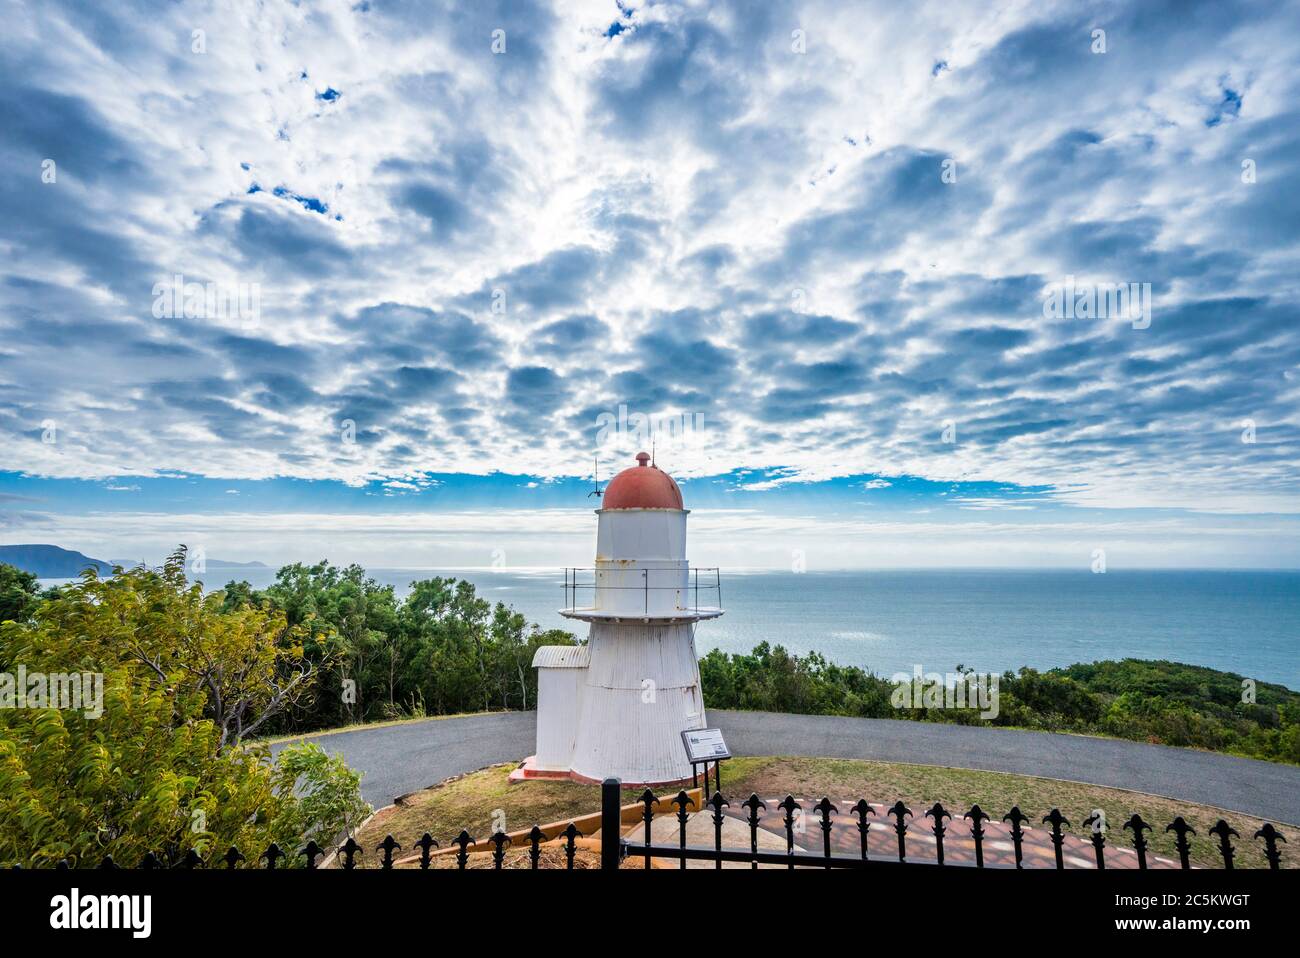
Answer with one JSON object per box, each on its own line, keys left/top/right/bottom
{"left": 1042, "top": 809, "right": 1070, "bottom": 869}
{"left": 778, "top": 795, "right": 802, "bottom": 869}
{"left": 852, "top": 799, "right": 874, "bottom": 861}
{"left": 527, "top": 826, "right": 546, "bottom": 869}
{"left": 339, "top": 835, "right": 363, "bottom": 870}
{"left": 887, "top": 801, "right": 912, "bottom": 862}
{"left": 1123, "top": 813, "right": 1152, "bottom": 869}
{"left": 742, "top": 794, "right": 767, "bottom": 869}
{"left": 1165, "top": 817, "right": 1196, "bottom": 870}
{"left": 452, "top": 830, "right": 474, "bottom": 869}
{"left": 925, "top": 802, "right": 951, "bottom": 865}
{"left": 1208, "top": 819, "right": 1239, "bottom": 870}
{"left": 260, "top": 843, "right": 285, "bottom": 870}
{"left": 1254, "top": 823, "right": 1285, "bottom": 870}
{"left": 813, "top": 797, "right": 837, "bottom": 865}
{"left": 562, "top": 822, "right": 583, "bottom": 869}
{"left": 708, "top": 792, "right": 730, "bottom": 869}
{"left": 413, "top": 833, "right": 438, "bottom": 869}
{"left": 964, "top": 805, "right": 990, "bottom": 868}
{"left": 1002, "top": 806, "right": 1030, "bottom": 869}
{"left": 672, "top": 791, "right": 693, "bottom": 870}
{"left": 376, "top": 834, "right": 401, "bottom": 870}
{"left": 1082, "top": 809, "right": 1107, "bottom": 870}
{"left": 488, "top": 830, "right": 510, "bottom": 869}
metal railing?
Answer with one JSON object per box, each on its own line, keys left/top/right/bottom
{"left": 19, "top": 777, "right": 1289, "bottom": 870}
{"left": 562, "top": 566, "right": 721, "bottom": 614}
{"left": 613, "top": 779, "right": 1289, "bottom": 871}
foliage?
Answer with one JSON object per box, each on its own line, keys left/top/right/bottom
{"left": 218, "top": 563, "right": 575, "bottom": 735}
{"left": 29, "top": 550, "right": 314, "bottom": 746}
{"left": 270, "top": 743, "right": 372, "bottom": 846}
{"left": 0, "top": 552, "right": 369, "bottom": 867}
{"left": 701, "top": 644, "right": 1300, "bottom": 764}
{"left": 0, "top": 562, "right": 58, "bottom": 624}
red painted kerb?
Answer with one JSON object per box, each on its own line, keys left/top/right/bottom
{"left": 601, "top": 451, "right": 684, "bottom": 510}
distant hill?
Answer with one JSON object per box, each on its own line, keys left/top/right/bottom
{"left": 0, "top": 544, "right": 114, "bottom": 577}
{"left": 1, "top": 548, "right": 268, "bottom": 577}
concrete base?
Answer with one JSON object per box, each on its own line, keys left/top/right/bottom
{"left": 637, "top": 810, "right": 792, "bottom": 869}
{"left": 507, "top": 756, "right": 572, "bottom": 783}
{"left": 508, "top": 755, "right": 696, "bottom": 789}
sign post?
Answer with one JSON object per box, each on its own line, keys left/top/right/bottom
{"left": 681, "top": 728, "right": 730, "bottom": 797}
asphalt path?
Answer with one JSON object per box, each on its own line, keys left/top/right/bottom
{"left": 272, "top": 709, "right": 1300, "bottom": 824}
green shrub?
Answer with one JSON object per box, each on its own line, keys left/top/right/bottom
{"left": 0, "top": 553, "right": 369, "bottom": 867}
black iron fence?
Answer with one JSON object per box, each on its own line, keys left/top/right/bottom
{"left": 18, "top": 778, "right": 1290, "bottom": 870}
{"left": 614, "top": 781, "right": 1288, "bottom": 871}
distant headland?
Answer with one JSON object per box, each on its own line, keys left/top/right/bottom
{"left": 0, "top": 544, "right": 266, "bottom": 577}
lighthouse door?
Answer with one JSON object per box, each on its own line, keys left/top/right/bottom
{"left": 685, "top": 685, "right": 703, "bottom": 726}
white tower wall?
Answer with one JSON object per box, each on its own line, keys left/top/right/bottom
{"left": 592, "top": 509, "right": 690, "bottom": 617}
{"left": 531, "top": 646, "right": 589, "bottom": 772}
{"left": 526, "top": 461, "right": 723, "bottom": 787}
{"left": 568, "top": 621, "right": 704, "bottom": 783}
{"left": 568, "top": 507, "right": 709, "bottom": 783}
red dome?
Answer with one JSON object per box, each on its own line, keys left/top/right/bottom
{"left": 602, "top": 452, "right": 684, "bottom": 510}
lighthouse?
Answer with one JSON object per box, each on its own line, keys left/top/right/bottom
{"left": 518, "top": 452, "right": 722, "bottom": 786}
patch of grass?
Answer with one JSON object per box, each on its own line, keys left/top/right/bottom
{"left": 346, "top": 764, "right": 600, "bottom": 868}
{"left": 720, "top": 756, "right": 1296, "bottom": 870}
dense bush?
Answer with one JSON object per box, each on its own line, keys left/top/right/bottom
{"left": 0, "top": 554, "right": 369, "bottom": 866}
{"left": 2, "top": 552, "right": 574, "bottom": 739}
{"left": 0, "top": 563, "right": 60, "bottom": 624}
{"left": 216, "top": 561, "right": 575, "bottom": 734}
{"left": 701, "top": 643, "right": 1300, "bottom": 764}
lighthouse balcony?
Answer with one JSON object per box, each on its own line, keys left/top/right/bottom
{"left": 559, "top": 566, "right": 723, "bottom": 623}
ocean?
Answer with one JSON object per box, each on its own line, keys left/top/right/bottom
{"left": 115, "top": 567, "right": 1298, "bottom": 690}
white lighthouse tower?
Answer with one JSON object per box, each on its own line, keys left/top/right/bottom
{"left": 516, "top": 452, "right": 722, "bottom": 786}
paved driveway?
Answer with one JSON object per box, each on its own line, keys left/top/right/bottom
{"left": 273, "top": 709, "right": 1300, "bottom": 824}
{"left": 271, "top": 712, "right": 535, "bottom": 808}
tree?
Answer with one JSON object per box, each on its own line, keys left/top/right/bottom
{"left": 32, "top": 549, "right": 316, "bottom": 747}
{"left": 249, "top": 561, "right": 398, "bottom": 729}
{"left": 206, "top": 564, "right": 577, "bottom": 730}
{"left": 0, "top": 553, "right": 369, "bottom": 867}
{"left": 0, "top": 562, "right": 41, "bottom": 624}
{"left": 271, "top": 743, "right": 371, "bottom": 846}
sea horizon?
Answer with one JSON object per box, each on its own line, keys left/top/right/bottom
{"left": 43, "top": 566, "right": 1299, "bottom": 691}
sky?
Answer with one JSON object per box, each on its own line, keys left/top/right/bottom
{"left": 1, "top": 0, "right": 1298, "bottom": 570}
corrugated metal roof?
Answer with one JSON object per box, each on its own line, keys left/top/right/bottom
{"left": 532, "top": 645, "right": 590, "bottom": 669}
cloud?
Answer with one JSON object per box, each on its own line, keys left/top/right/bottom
{"left": 506, "top": 366, "right": 568, "bottom": 413}
{"left": 0, "top": 0, "right": 1295, "bottom": 527}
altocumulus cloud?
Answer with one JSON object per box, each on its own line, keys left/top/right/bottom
{"left": 0, "top": 0, "right": 1296, "bottom": 518}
